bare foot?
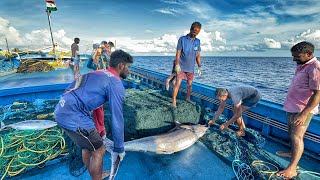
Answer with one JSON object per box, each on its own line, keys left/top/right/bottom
{"left": 276, "top": 151, "right": 292, "bottom": 158}
{"left": 277, "top": 168, "right": 298, "bottom": 180}
{"left": 186, "top": 100, "right": 196, "bottom": 106}
{"left": 102, "top": 170, "right": 110, "bottom": 179}
{"left": 236, "top": 130, "right": 246, "bottom": 137}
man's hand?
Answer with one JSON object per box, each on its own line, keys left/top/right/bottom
{"left": 197, "top": 66, "right": 202, "bottom": 76}
{"left": 208, "top": 119, "right": 215, "bottom": 126}
{"left": 294, "top": 113, "right": 308, "bottom": 126}
{"left": 175, "top": 64, "right": 181, "bottom": 73}
{"left": 220, "top": 122, "right": 229, "bottom": 131}
{"left": 112, "top": 151, "right": 126, "bottom": 161}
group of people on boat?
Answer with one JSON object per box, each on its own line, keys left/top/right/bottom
{"left": 54, "top": 21, "right": 320, "bottom": 180}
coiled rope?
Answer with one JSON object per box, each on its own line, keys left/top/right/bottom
{"left": 0, "top": 127, "right": 66, "bottom": 180}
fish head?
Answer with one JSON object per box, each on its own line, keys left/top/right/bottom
{"left": 192, "top": 124, "right": 208, "bottom": 138}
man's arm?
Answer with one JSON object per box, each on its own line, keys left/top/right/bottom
{"left": 175, "top": 50, "right": 181, "bottom": 65}
{"left": 295, "top": 90, "right": 320, "bottom": 125}
{"left": 208, "top": 100, "right": 226, "bottom": 125}
{"left": 226, "top": 104, "right": 242, "bottom": 126}
{"left": 109, "top": 86, "right": 125, "bottom": 153}
{"left": 196, "top": 52, "right": 201, "bottom": 67}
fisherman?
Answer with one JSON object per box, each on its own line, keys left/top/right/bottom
{"left": 172, "top": 22, "right": 202, "bottom": 107}
{"left": 276, "top": 41, "right": 320, "bottom": 179}
{"left": 54, "top": 50, "right": 133, "bottom": 180}
{"left": 93, "top": 41, "right": 111, "bottom": 70}
{"left": 70, "top": 37, "right": 81, "bottom": 79}
{"left": 208, "top": 86, "right": 262, "bottom": 136}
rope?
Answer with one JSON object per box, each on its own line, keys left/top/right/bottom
{"left": 0, "top": 127, "right": 66, "bottom": 180}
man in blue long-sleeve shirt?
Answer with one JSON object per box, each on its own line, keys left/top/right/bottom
{"left": 54, "top": 49, "right": 133, "bottom": 180}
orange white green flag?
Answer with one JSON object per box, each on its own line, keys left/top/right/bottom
{"left": 46, "top": 0, "right": 57, "bottom": 11}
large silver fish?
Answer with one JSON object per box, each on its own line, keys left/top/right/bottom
{"left": 123, "top": 121, "right": 208, "bottom": 154}
{"left": 0, "top": 120, "right": 57, "bottom": 131}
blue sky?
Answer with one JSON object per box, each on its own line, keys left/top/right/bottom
{"left": 0, "top": 0, "right": 319, "bottom": 56}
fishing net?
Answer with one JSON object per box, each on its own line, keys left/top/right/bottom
{"left": 0, "top": 127, "right": 66, "bottom": 180}
{"left": 0, "top": 88, "right": 201, "bottom": 179}
{"left": 16, "top": 59, "right": 54, "bottom": 73}
{"left": 201, "top": 109, "right": 307, "bottom": 180}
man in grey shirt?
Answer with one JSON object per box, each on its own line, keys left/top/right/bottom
{"left": 208, "top": 86, "right": 262, "bottom": 136}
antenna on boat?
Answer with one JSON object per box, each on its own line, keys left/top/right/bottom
{"left": 45, "top": 0, "right": 58, "bottom": 59}
{"left": 5, "top": 38, "right": 9, "bottom": 51}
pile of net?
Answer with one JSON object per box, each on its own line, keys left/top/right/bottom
{"left": 104, "top": 89, "right": 201, "bottom": 140}
{"left": 16, "top": 59, "right": 54, "bottom": 73}
{"left": 201, "top": 109, "right": 306, "bottom": 180}
{"left": 0, "top": 89, "right": 201, "bottom": 178}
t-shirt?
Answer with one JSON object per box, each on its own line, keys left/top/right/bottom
{"left": 177, "top": 34, "right": 201, "bottom": 72}
{"left": 228, "top": 86, "right": 258, "bottom": 106}
{"left": 71, "top": 43, "right": 79, "bottom": 59}
{"left": 54, "top": 68, "right": 125, "bottom": 153}
{"left": 283, "top": 57, "right": 320, "bottom": 114}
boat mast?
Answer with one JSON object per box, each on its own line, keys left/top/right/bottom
{"left": 46, "top": 9, "right": 56, "bottom": 57}
{"left": 5, "top": 38, "right": 9, "bottom": 51}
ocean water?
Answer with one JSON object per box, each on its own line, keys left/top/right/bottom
{"left": 133, "top": 56, "right": 301, "bottom": 105}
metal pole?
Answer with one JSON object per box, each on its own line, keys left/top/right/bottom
{"left": 46, "top": 9, "right": 56, "bottom": 56}
{"left": 5, "top": 38, "right": 9, "bottom": 51}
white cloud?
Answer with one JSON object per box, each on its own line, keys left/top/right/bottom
{"left": 0, "top": 17, "right": 23, "bottom": 46}
{"left": 264, "top": 38, "right": 281, "bottom": 48}
{"left": 272, "top": 1, "right": 320, "bottom": 16}
{"left": 154, "top": 8, "right": 181, "bottom": 15}
{"left": 156, "top": 0, "right": 216, "bottom": 20}
{"left": 282, "top": 29, "right": 320, "bottom": 49}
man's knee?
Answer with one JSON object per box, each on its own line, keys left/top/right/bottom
{"left": 92, "top": 145, "right": 105, "bottom": 157}
{"left": 187, "top": 81, "right": 193, "bottom": 87}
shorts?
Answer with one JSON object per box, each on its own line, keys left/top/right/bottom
{"left": 177, "top": 71, "right": 194, "bottom": 81}
{"left": 287, "top": 112, "right": 313, "bottom": 126}
{"left": 242, "top": 90, "right": 262, "bottom": 107}
{"left": 62, "top": 127, "right": 103, "bottom": 151}
{"left": 71, "top": 57, "right": 80, "bottom": 66}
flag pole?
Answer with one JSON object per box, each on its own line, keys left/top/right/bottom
{"left": 46, "top": 9, "right": 56, "bottom": 58}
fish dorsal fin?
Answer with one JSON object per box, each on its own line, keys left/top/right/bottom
{"left": 174, "top": 121, "right": 193, "bottom": 131}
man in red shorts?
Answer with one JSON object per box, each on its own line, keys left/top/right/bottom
{"left": 172, "top": 22, "right": 202, "bottom": 107}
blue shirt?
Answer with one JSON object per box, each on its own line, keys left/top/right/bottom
{"left": 177, "top": 34, "right": 201, "bottom": 72}
{"left": 54, "top": 69, "right": 125, "bottom": 153}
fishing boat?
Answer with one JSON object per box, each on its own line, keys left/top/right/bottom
{"left": 0, "top": 53, "right": 319, "bottom": 180}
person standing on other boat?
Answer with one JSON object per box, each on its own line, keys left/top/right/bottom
{"left": 172, "top": 22, "right": 202, "bottom": 107}
{"left": 91, "top": 41, "right": 112, "bottom": 140}
{"left": 276, "top": 41, "right": 320, "bottom": 179}
{"left": 71, "top": 37, "right": 81, "bottom": 79}
{"left": 208, "top": 86, "right": 262, "bottom": 136}
{"left": 54, "top": 50, "right": 133, "bottom": 180}
{"left": 93, "top": 41, "right": 110, "bottom": 70}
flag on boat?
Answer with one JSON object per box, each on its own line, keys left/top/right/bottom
{"left": 46, "top": 0, "right": 57, "bottom": 11}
